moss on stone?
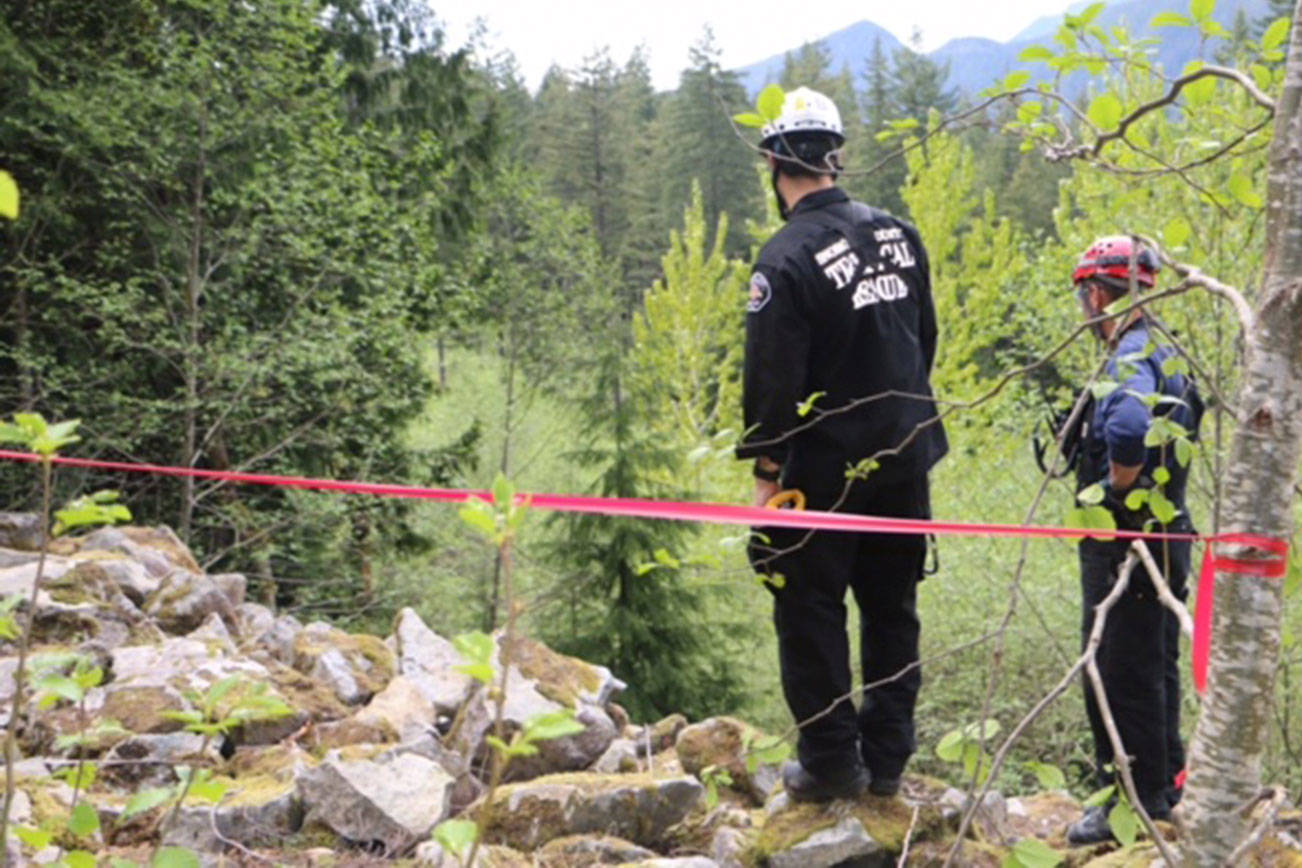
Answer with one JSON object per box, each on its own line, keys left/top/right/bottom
{"left": 503, "top": 634, "right": 601, "bottom": 707}
{"left": 753, "top": 793, "right": 946, "bottom": 861}
{"left": 100, "top": 685, "right": 186, "bottom": 734}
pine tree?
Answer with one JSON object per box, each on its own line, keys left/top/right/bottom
{"left": 890, "top": 30, "right": 958, "bottom": 123}
{"left": 542, "top": 348, "right": 743, "bottom": 721}
{"left": 658, "top": 28, "right": 759, "bottom": 256}
{"left": 843, "top": 36, "right": 907, "bottom": 215}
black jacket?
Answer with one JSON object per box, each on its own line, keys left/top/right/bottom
{"left": 736, "top": 187, "right": 948, "bottom": 480}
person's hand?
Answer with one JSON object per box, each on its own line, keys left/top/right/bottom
{"left": 753, "top": 477, "right": 781, "bottom": 508}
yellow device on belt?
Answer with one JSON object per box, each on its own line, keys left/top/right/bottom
{"left": 764, "top": 489, "right": 807, "bottom": 511}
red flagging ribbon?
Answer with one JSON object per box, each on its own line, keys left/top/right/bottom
{"left": 0, "top": 449, "right": 1289, "bottom": 692}
{"left": 1192, "top": 534, "right": 1291, "bottom": 695}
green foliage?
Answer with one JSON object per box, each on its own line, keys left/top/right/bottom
{"left": 1003, "top": 837, "right": 1064, "bottom": 868}
{"left": 0, "top": 413, "right": 80, "bottom": 457}
{"left": 630, "top": 183, "right": 747, "bottom": 500}
{"left": 161, "top": 675, "right": 294, "bottom": 738}
{"left": 53, "top": 490, "right": 130, "bottom": 537}
{"left": 452, "top": 631, "right": 497, "bottom": 685}
{"left": 432, "top": 818, "right": 478, "bottom": 860}
{"left": 936, "top": 719, "right": 1002, "bottom": 783}
{"left": 0, "top": 0, "right": 484, "bottom": 623}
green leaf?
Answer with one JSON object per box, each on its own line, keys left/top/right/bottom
{"left": 186, "top": 770, "right": 230, "bottom": 804}
{"left": 757, "top": 84, "right": 785, "bottom": 122}
{"left": 15, "top": 824, "right": 53, "bottom": 849}
{"left": 1150, "top": 11, "right": 1193, "bottom": 26}
{"left": 746, "top": 734, "right": 791, "bottom": 768}
{"left": 1150, "top": 489, "right": 1178, "bottom": 524}
{"left": 796, "top": 391, "right": 826, "bottom": 418}
{"left": 68, "top": 801, "right": 101, "bottom": 837}
{"left": 119, "top": 787, "right": 174, "bottom": 822}
{"left": 491, "top": 472, "right": 514, "bottom": 508}
{"left": 733, "top": 112, "right": 765, "bottom": 128}
{"left": 1251, "top": 63, "right": 1273, "bottom": 91}
{"left": 1083, "top": 784, "right": 1116, "bottom": 808}
{"left": 1190, "top": 0, "right": 1214, "bottom": 23}
{"left": 458, "top": 500, "right": 498, "bottom": 540}
{"left": 1262, "top": 17, "right": 1290, "bottom": 51}
{"left": 523, "top": 709, "right": 586, "bottom": 743}
{"left": 1162, "top": 216, "right": 1192, "bottom": 249}
{"left": 433, "top": 819, "right": 478, "bottom": 858}
{"left": 1005, "top": 836, "right": 1064, "bottom": 868}
{"left": 1182, "top": 61, "right": 1216, "bottom": 105}
{"left": 1109, "top": 800, "right": 1140, "bottom": 846}
{"left": 152, "top": 848, "right": 201, "bottom": 868}
{"left": 36, "top": 674, "right": 83, "bottom": 706}
{"left": 1070, "top": 506, "right": 1117, "bottom": 540}
{"left": 1017, "top": 102, "right": 1044, "bottom": 124}
{"left": 1026, "top": 761, "right": 1066, "bottom": 790}
{"left": 936, "top": 729, "right": 965, "bottom": 762}
{"left": 64, "top": 851, "right": 98, "bottom": 868}
{"left": 0, "top": 169, "right": 15, "bottom": 221}
{"left": 1089, "top": 381, "right": 1119, "bottom": 399}
{"left": 1228, "top": 173, "right": 1263, "bottom": 208}
{"left": 1087, "top": 92, "right": 1123, "bottom": 130}
{"left": 1153, "top": 467, "right": 1171, "bottom": 486}
{"left": 1003, "top": 71, "right": 1031, "bottom": 90}
{"left": 1078, "top": 2, "right": 1105, "bottom": 26}
{"left": 1160, "top": 355, "right": 1189, "bottom": 377}
{"left": 1174, "top": 437, "right": 1194, "bottom": 468}
{"left": 1018, "top": 45, "right": 1054, "bottom": 62}
{"left": 1125, "top": 489, "right": 1150, "bottom": 510}
{"left": 1077, "top": 483, "right": 1106, "bottom": 506}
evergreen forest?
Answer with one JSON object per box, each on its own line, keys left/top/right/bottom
{"left": 3, "top": 0, "right": 1302, "bottom": 822}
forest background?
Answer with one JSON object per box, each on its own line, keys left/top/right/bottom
{"left": 2, "top": 0, "right": 1299, "bottom": 802}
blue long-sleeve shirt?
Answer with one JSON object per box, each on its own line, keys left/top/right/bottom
{"left": 1079, "top": 320, "right": 1203, "bottom": 507}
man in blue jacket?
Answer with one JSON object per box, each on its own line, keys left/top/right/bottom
{"left": 736, "top": 87, "right": 947, "bottom": 802}
{"left": 1065, "top": 236, "right": 1203, "bottom": 844}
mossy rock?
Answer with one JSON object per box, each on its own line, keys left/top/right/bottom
{"left": 502, "top": 634, "right": 606, "bottom": 707}
{"left": 100, "top": 684, "right": 188, "bottom": 734}
{"left": 752, "top": 793, "right": 947, "bottom": 863}
{"left": 479, "top": 772, "right": 705, "bottom": 851}
{"left": 675, "top": 716, "right": 781, "bottom": 805}
{"left": 901, "top": 839, "right": 1008, "bottom": 866}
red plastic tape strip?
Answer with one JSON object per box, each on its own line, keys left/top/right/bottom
{"left": 1192, "top": 534, "right": 1290, "bottom": 694}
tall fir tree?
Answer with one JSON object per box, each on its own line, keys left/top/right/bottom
{"left": 658, "top": 28, "right": 760, "bottom": 256}
{"left": 843, "top": 36, "right": 907, "bottom": 215}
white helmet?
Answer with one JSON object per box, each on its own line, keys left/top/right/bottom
{"left": 760, "top": 86, "right": 844, "bottom": 148}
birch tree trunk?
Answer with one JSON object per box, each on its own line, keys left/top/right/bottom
{"left": 1181, "top": 4, "right": 1302, "bottom": 863}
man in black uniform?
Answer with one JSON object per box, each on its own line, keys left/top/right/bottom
{"left": 1064, "top": 237, "right": 1203, "bottom": 843}
{"left": 735, "top": 87, "right": 948, "bottom": 802}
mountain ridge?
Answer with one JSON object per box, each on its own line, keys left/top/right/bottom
{"left": 736, "top": 0, "right": 1274, "bottom": 98}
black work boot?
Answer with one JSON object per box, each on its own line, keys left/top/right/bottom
{"left": 781, "top": 759, "right": 869, "bottom": 803}
{"left": 1066, "top": 805, "right": 1114, "bottom": 845}
{"left": 867, "top": 773, "right": 900, "bottom": 797}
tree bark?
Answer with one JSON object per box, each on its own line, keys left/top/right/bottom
{"left": 1181, "top": 4, "right": 1302, "bottom": 863}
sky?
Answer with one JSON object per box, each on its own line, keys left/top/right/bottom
{"left": 437, "top": 0, "right": 1082, "bottom": 91}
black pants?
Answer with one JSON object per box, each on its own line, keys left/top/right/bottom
{"left": 752, "top": 465, "right": 929, "bottom": 780}
{"left": 1079, "top": 535, "right": 1190, "bottom": 816}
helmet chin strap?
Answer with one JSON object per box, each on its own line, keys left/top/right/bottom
{"left": 770, "top": 163, "right": 790, "bottom": 221}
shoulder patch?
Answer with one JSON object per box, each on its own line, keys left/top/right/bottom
{"left": 747, "top": 271, "right": 772, "bottom": 313}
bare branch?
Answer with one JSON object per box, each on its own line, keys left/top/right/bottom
{"left": 1133, "top": 540, "right": 1194, "bottom": 639}
{"left": 1131, "top": 232, "right": 1255, "bottom": 333}
{"left": 1051, "top": 66, "right": 1275, "bottom": 164}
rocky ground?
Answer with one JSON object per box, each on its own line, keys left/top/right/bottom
{"left": 0, "top": 514, "right": 1298, "bottom": 866}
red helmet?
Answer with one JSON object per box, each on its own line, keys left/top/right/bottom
{"left": 1071, "top": 235, "right": 1159, "bottom": 288}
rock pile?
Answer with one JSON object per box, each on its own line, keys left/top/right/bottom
{"left": 0, "top": 517, "right": 1297, "bottom": 866}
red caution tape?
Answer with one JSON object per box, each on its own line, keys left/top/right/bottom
{"left": 1192, "top": 534, "right": 1290, "bottom": 695}
{"left": 0, "top": 449, "right": 1289, "bottom": 692}
{"left": 0, "top": 449, "right": 1204, "bottom": 542}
